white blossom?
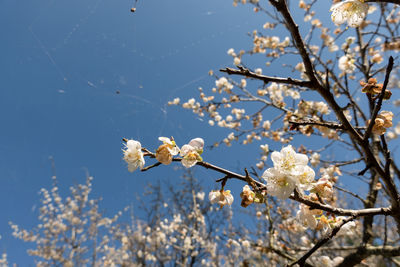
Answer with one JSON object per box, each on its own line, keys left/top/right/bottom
{"left": 262, "top": 146, "right": 315, "bottom": 199}
{"left": 196, "top": 191, "right": 205, "bottom": 201}
{"left": 180, "top": 138, "right": 204, "bottom": 168}
{"left": 330, "top": 0, "right": 368, "bottom": 27}
{"left": 123, "top": 139, "right": 145, "bottom": 172}
{"left": 338, "top": 55, "right": 356, "bottom": 73}
{"left": 297, "top": 204, "right": 321, "bottom": 229}
{"left": 209, "top": 190, "right": 234, "bottom": 207}
{"left": 263, "top": 167, "right": 297, "bottom": 199}
{"left": 227, "top": 48, "right": 236, "bottom": 56}
{"left": 310, "top": 152, "right": 320, "bottom": 167}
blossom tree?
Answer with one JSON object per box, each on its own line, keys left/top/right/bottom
{"left": 123, "top": 0, "right": 400, "bottom": 265}
{"left": 9, "top": 0, "right": 400, "bottom": 266}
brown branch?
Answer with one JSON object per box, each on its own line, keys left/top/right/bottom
{"left": 269, "top": 0, "right": 318, "bottom": 86}
{"left": 366, "top": 0, "right": 400, "bottom": 4}
{"left": 254, "top": 244, "right": 315, "bottom": 267}
{"left": 220, "top": 66, "right": 313, "bottom": 88}
{"left": 296, "top": 245, "right": 400, "bottom": 254}
{"left": 288, "top": 120, "right": 366, "bottom": 131}
{"left": 140, "top": 149, "right": 392, "bottom": 218}
{"left": 337, "top": 245, "right": 400, "bottom": 266}
{"left": 139, "top": 148, "right": 267, "bottom": 189}
{"left": 288, "top": 216, "right": 357, "bottom": 267}
{"left": 269, "top": 0, "right": 364, "bottom": 144}
{"left": 141, "top": 162, "right": 161, "bottom": 171}
{"left": 363, "top": 56, "right": 394, "bottom": 141}
{"left": 291, "top": 189, "right": 391, "bottom": 217}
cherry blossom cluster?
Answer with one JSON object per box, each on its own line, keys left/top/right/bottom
{"left": 330, "top": 0, "right": 368, "bottom": 28}
{"left": 361, "top": 78, "right": 392, "bottom": 99}
{"left": 368, "top": 111, "right": 394, "bottom": 135}
{"left": 262, "top": 145, "right": 315, "bottom": 199}
{"left": 122, "top": 137, "right": 204, "bottom": 170}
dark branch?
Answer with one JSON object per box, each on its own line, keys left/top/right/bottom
{"left": 288, "top": 216, "right": 356, "bottom": 267}
{"left": 220, "top": 66, "right": 313, "bottom": 88}
{"left": 363, "top": 56, "right": 394, "bottom": 140}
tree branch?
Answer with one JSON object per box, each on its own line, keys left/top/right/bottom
{"left": 288, "top": 216, "right": 357, "bottom": 267}
{"left": 366, "top": 0, "right": 400, "bottom": 4}
{"left": 291, "top": 189, "right": 391, "bottom": 217}
{"left": 288, "top": 119, "right": 366, "bottom": 131}
{"left": 337, "top": 245, "right": 400, "bottom": 266}
{"left": 220, "top": 66, "right": 313, "bottom": 88}
{"left": 363, "top": 56, "right": 394, "bottom": 141}
{"left": 140, "top": 148, "right": 393, "bottom": 218}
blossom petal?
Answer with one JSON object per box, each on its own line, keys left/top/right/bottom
{"left": 188, "top": 138, "right": 204, "bottom": 150}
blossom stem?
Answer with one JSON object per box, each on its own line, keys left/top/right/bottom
{"left": 141, "top": 147, "right": 392, "bottom": 218}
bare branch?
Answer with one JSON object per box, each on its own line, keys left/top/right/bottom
{"left": 220, "top": 66, "right": 313, "bottom": 88}
{"left": 291, "top": 189, "right": 391, "bottom": 217}
{"left": 288, "top": 119, "right": 366, "bottom": 131}
{"left": 366, "top": 0, "right": 400, "bottom": 4}
{"left": 288, "top": 216, "right": 357, "bottom": 267}
{"left": 337, "top": 245, "right": 400, "bottom": 266}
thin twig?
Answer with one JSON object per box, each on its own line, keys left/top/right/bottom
{"left": 220, "top": 66, "right": 313, "bottom": 88}
{"left": 288, "top": 120, "right": 366, "bottom": 131}
{"left": 334, "top": 185, "right": 366, "bottom": 204}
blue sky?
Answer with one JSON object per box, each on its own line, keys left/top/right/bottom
{"left": 0, "top": 0, "right": 369, "bottom": 264}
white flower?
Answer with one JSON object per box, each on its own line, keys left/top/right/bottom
{"left": 312, "top": 176, "right": 333, "bottom": 199}
{"left": 262, "top": 146, "right": 315, "bottom": 199}
{"left": 227, "top": 48, "right": 236, "bottom": 56}
{"left": 263, "top": 168, "right": 296, "bottom": 199}
{"left": 188, "top": 137, "right": 204, "bottom": 150}
{"left": 123, "top": 139, "right": 145, "bottom": 172}
{"left": 330, "top": 0, "right": 368, "bottom": 27}
{"left": 179, "top": 138, "right": 204, "bottom": 168}
{"left": 156, "top": 137, "right": 180, "bottom": 165}
{"left": 297, "top": 204, "right": 321, "bottom": 229}
{"left": 270, "top": 146, "right": 307, "bottom": 171}
{"left": 242, "top": 240, "right": 250, "bottom": 248}
{"left": 260, "top": 144, "right": 269, "bottom": 155}
{"left": 209, "top": 190, "right": 234, "bottom": 207}
{"left": 297, "top": 165, "right": 316, "bottom": 191}
{"left": 310, "top": 153, "right": 320, "bottom": 167}
{"left": 338, "top": 55, "right": 356, "bottom": 73}
{"left": 240, "top": 185, "right": 255, "bottom": 207}
{"left": 196, "top": 191, "right": 205, "bottom": 201}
